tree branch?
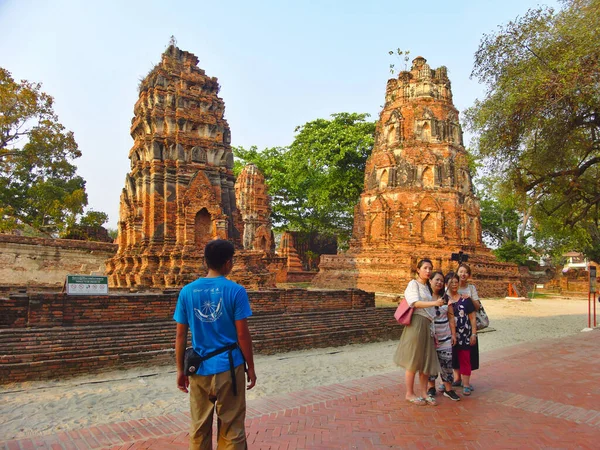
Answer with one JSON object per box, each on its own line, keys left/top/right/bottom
{"left": 523, "top": 156, "right": 600, "bottom": 191}
{"left": 566, "top": 192, "right": 600, "bottom": 227}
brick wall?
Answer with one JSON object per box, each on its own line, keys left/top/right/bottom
{"left": 0, "top": 289, "right": 374, "bottom": 328}
{"left": 0, "top": 235, "right": 117, "bottom": 287}
{"left": 0, "top": 288, "right": 401, "bottom": 383}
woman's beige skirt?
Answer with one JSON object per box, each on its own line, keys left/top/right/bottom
{"left": 393, "top": 314, "right": 441, "bottom": 375}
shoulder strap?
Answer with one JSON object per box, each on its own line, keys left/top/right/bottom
{"left": 199, "top": 342, "right": 239, "bottom": 362}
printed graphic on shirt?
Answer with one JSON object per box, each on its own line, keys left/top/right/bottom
{"left": 193, "top": 287, "right": 223, "bottom": 322}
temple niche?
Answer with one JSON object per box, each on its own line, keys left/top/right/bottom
{"left": 106, "top": 45, "right": 273, "bottom": 289}
{"left": 313, "top": 56, "right": 521, "bottom": 297}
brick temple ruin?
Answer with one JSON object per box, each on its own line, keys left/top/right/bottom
{"left": 234, "top": 163, "right": 274, "bottom": 253}
{"left": 313, "top": 57, "right": 521, "bottom": 297}
{"left": 106, "top": 45, "right": 274, "bottom": 289}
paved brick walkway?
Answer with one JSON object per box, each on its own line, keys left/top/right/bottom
{"left": 2, "top": 329, "right": 599, "bottom": 449}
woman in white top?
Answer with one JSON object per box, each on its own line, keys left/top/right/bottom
{"left": 393, "top": 259, "right": 443, "bottom": 406}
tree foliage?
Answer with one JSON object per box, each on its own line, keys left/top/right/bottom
{"left": 477, "top": 175, "right": 529, "bottom": 247}
{"left": 466, "top": 0, "right": 600, "bottom": 259}
{"left": 493, "top": 240, "right": 535, "bottom": 266}
{"left": 234, "top": 113, "right": 376, "bottom": 247}
{"left": 0, "top": 67, "right": 102, "bottom": 235}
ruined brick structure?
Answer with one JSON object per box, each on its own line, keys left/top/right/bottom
{"left": 275, "top": 231, "right": 338, "bottom": 282}
{"left": 234, "top": 164, "right": 274, "bottom": 253}
{"left": 313, "top": 57, "right": 521, "bottom": 297}
{"left": 0, "top": 235, "right": 117, "bottom": 289}
{"left": 106, "top": 45, "right": 271, "bottom": 288}
{"left": 278, "top": 232, "right": 305, "bottom": 272}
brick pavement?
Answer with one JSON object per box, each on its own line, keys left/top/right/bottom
{"left": 2, "top": 329, "right": 599, "bottom": 449}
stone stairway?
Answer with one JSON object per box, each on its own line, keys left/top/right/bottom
{"left": 0, "top": 308, "right": 400, "bottom": 383}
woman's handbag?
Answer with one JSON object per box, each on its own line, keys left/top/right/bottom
{"left": 475, "top": 304, "right": 490, "bottom": 330}
{"left": 468, "top": 285, "right": 490, "bottom": 330}
{"left": 394, "top": 297, "right": 413, "bottom": 325}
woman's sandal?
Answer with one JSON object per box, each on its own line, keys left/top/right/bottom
{"left": 425, "top": 395, "right": 438, "bottom": 406}
{"left": 463, "top": 386, "right": 472, "bottom": 396}
{"left": 406, "top": 397, "right": 426, "bottom": 406}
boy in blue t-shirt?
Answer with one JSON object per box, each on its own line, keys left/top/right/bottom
{"left": 174, "top": 239, "right": 256, "bottom": 449}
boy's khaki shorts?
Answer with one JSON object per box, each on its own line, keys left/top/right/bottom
{"left": 188, "top": 364, "right": 246, "bottom": 449}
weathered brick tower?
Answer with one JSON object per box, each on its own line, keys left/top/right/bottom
{"left": 106, "top": 45, "right": 271, "bottom": 288}
{"left": 234, "top": 163, "right": 274, "bottom": 253}
{"left": 313, "top": 57, "right": 521, "bottom": 296}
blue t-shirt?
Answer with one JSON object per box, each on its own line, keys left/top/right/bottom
{"left": 173, "top": 276, "right": 252, "bottom": 376}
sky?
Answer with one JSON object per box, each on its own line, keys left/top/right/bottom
{"left": 0, "top": 0, "right": 559, "bottom": 229}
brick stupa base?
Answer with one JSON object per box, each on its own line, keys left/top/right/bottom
{"left": 313, "top": 244, "right": 522, "bottom": 298}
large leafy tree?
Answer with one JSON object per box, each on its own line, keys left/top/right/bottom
{"left": 0, "top": 67, "right": 99, "bottom": 235}
{"left": 476, "top": 173, "right": 540, "bottom": 265}
{"left": 466, "top": 0, "right": 600, "bottom": 259}
{"left": 234, "top": 112, "right": 376, "bottom": 247}
{"left": 477, "top": 175, "right": 529, "bottom": 246}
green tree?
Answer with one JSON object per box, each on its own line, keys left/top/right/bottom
{"left": 0, "top": 67, "right": 94, "bottom": 235}
{"left": 78, "top": 210, "right": 109, "bottom": 228}
{"left": 466, "top": 0, "right": 600, "bottom": 259}
{"left": 493, "top": 240, "right": 535, "bottom": 266}
{"left": 234, "top": 112, "right": 376, "bottom": 247}
{"left": 477, "top": 175, "right": 525, "bottom": 246}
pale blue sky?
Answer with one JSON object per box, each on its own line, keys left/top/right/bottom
{"left": 0, "top": 0, "right": 558, "bottom": 229}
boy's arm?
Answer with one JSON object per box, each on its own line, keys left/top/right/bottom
{"left": 235, "top": 318, "right": 257, "bottom": 390}
{"left": 175, "top": 323, "right": 189, "bottom": 393}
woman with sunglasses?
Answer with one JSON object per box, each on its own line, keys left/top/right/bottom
{"left": 426, "top": 271, "right": 460, "bottom": 401}
{"left": 393, "top": 258, "right": 443, "bottom": 406}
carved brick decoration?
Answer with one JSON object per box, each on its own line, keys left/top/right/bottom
{"left": 106, "top": 45, "right": 270, "bottom": 288}
{"left": 235, "top": 164, "right": 274, "bottom": 253}
{"left": 313, "top": 57, "right": 521, "bottom": 297}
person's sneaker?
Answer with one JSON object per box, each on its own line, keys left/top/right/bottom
{"left": 427, "top": 387, "right": 436, "bottom": 397}
{"left": 451, "top": 380, "right": 462, "bottom": 388}
{"left": 443, "top": 390, "right": 461, "bottom": 401}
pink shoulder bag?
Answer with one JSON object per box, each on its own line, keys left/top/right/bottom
{"left": 394, "top": 282, "right": 419, "bottom": 325}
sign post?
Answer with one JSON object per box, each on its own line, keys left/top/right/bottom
{"left": 66, "top": 275, "right": 109, "bottom": 295}
{"left": 589, "top": 266, "right": 597, "bottom": 328}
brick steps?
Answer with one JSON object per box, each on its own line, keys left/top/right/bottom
{"left": 0, "top": 308, "right": 400, "bottom": 382}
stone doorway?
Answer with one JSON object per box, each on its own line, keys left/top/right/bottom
{"left": 194, "top": 208, "right": 212, "bottom": 248}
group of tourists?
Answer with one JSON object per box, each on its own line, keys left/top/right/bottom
{"left": 172, "top": 239, "right": 485, "bottom": 447}
{"left": 394, "top": 258, "right": 481, "bottom": 406}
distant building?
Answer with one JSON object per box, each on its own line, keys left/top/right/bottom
{"left": 562, "top": 251, "right": 588, "bottom": 272}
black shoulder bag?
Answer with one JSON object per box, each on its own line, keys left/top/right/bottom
{"left": 184, "top": 342, "right": 243, "bottom": 395}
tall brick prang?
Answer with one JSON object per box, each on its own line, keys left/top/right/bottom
{"left": 313, "top": 57, "right": 521, "bottom": 297}
{"left": 106, "top": 45, "right": 270, "bottom": 288}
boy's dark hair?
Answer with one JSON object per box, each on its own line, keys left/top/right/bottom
{"left": 204, "top": 239, "right": 235, "bottom": 270}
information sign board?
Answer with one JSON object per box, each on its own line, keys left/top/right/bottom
{"left": 590, "top": 266, "right": 597, "bottom": 294}
{"left": 66, "top": 275, "right": 109, "bottom": 295}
